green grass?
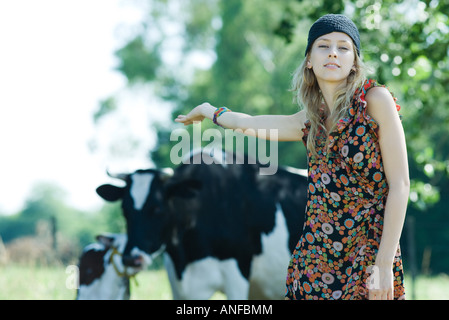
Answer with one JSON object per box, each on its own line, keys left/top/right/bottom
{"left": 0, "top": 264, "right": 225, "bottom": 300}
{"left": 0, "top": 264, "right": 76, "bottom": 300}
{"left": 0, "top": 264, "right": 446, "bottom": 300}
{"left": 403, "top": 273, "right": 449, "bottom": 300}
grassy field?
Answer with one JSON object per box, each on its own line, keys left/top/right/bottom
{"left": 0, "top": 263, "right": 447, "bottom": 300}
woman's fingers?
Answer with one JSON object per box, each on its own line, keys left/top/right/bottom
{"left": 175, "top": 115, "right": 192, "bottom": 125}
{"left": 175, "top": 105, "right": 207, "bottom": 126}
{"left": 368, "top": 287, "right": 394, "bottom": 300}
{"left": 367, "top": 265, "right": 394, "bottom": 300}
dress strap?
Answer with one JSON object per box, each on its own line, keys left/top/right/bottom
{"left": 354, "top": 79, "right": 402, "bottom": 136}
{"left": 357, "top": 79, "right": 401, "bottom": 112}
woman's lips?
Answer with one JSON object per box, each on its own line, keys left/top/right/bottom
{"left": 324, "top": 63, "right": 340, "bottom": 69}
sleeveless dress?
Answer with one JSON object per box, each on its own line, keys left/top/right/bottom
{"left": 285, "top": 79, "right": 406, "bottom": 300}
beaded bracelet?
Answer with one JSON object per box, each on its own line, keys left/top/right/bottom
{"left": 213, "top": 107, "right": 231, "bottom": 128}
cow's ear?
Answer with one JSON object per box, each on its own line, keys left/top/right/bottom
{"left": 95, "top": 233, "right": 115, "bottom": 249}
{"left": 165, "top": 179, "right": 202, "bottom": 199}
{"left": 96, "top": 184, "right": 125, "bottom": 202}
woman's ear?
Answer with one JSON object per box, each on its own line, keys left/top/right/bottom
{"left": 307, "top": 61, "right": 312, "bottom": 69}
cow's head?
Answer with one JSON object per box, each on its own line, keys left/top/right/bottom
{"left": 94, "top": 233, "right": 139, "bottom": 276}
{"left": 96, "top": 168, "right": 201, "bottom": 269}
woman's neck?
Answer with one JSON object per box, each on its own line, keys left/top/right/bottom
{"left": 317, "top": 78, "right": 347, "bottom": 112}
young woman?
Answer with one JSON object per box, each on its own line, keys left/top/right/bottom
{"left": 175, "top": 14, "right": 409, "bottom": 300}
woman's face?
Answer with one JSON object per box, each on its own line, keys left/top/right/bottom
{"left": 308, "top": 32, "right": 355, "bottom": 83}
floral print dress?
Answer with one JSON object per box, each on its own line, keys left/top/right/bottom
{"left": 285, "top": 79, "right": 406, "bottom": 300}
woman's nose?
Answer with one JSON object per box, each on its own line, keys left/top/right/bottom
{"left": 329, "top": 46, "right": 337, "bottom": 58}
{"left": 328, "top": 49, "right": 337, "bottom": 58}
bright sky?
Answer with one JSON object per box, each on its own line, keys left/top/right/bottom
{"left": 0, "top": 0, "right": 165, "bottom": 215}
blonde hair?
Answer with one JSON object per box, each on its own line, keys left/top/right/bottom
{"left": 291, "top": 47, "right": 367, "bottom": 158}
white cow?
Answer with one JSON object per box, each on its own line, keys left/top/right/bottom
{"left": 76, "top": 233, "right": 139, "bottom": 300}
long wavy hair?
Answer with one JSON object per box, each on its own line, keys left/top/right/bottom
{"left": 291, "top": 47, "right": 368, "bottom": 158}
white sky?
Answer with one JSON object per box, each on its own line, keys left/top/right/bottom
{"left": 0, "top": 0, "right": 167, "bottom": 215}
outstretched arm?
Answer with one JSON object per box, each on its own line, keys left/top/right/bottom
{"left": 175, "top": 102, "right": 307, "bottom": 141}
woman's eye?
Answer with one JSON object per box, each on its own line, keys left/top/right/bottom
{"left": 339, "top": 47, "right": 349, "bottom": 51}
{"left": 319, "top": 45, "right": 329, "bottom": 48}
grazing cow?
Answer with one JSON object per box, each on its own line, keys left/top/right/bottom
{"left": 76, "top": 233, "right": 138, "bottom": 300}
{"left": 96, "top": 150, "right": 307, "bottom": 299}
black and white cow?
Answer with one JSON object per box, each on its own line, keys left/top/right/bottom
{"left": 76, "top": 233, "right": 138, "bottom": 300}
{"left": 96, "top": 150, "right": 307, "bottom": 299}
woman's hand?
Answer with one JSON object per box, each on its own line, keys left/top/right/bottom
{"left": 368, "top": 265, "right": 394, "bottom": 300}
{"left": 175, "top": 103, "right": 212, "bottom": 126}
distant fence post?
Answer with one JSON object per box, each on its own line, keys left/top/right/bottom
{"left": 50, "top": 216, "right": 57, "bottom": 251}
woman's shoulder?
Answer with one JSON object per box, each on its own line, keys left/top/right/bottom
{"left": 361, "top": 79, "right": 401, "bottom": 112}
{"left": 289, "top": 109, "right": 308, "bottom": 125}
{"left": 365, "top": 86, "right": 395, "bottom": 106}
{"left": 289, "top": 109, "right": 309, "bottom": 141}
{"left": 364, "top": 84, "right": 400, "bottom": 125}
{"left": 297, "top": 109, "right": 308, "bottom": 121}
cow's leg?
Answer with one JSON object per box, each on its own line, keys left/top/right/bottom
{"left": 163, "top": 253, "right": 182, "bottom": 300}
{"left": 164, "top": 254, "right": 222, "bottom": 300}
{"left": 182, "top": 258, "right": 224, "bottom": 299}
{"left": 164, "top": 254, "right": 249, "bottom": 300}
{"left": 220, "top": 259, "right": 250, "bottom": 300}
{"left": 248, "top": 205, "right": 291, "bottom": 300}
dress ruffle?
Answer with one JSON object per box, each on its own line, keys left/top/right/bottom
{"left": 302, "top": 79, "right": 402, "bottom": 149}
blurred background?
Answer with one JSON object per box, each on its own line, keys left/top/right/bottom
{"left": 0, "top": 0, "right": 448, "bottom": 299}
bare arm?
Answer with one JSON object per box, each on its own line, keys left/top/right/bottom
{"left": 365, "top": 87, "right": 410, "bottom": 300}
{"left": 175, "top": 102, "right": 307, "bottom": 141}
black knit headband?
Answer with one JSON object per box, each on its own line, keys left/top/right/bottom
{"left": 305, "top": 14, "right": 361, "bottom": 56}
